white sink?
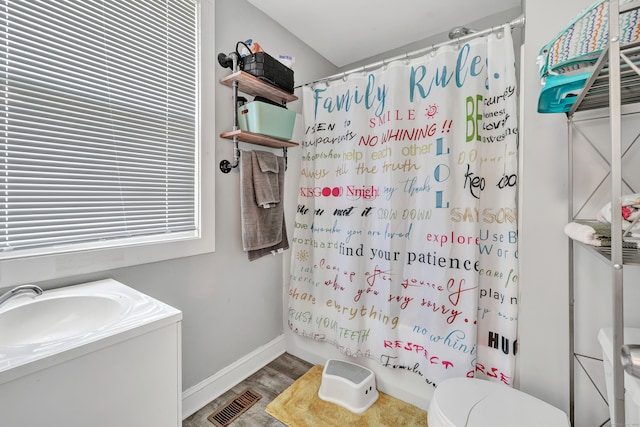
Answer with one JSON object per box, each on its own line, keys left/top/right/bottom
{"left": 0, "top": 279, "right": 182, "bottom": 379}
{"left": 0, "top": 295, "right": 122, "bottom": 346}
{"left": 0, "top": 279, "right": 183, "bottom": 427}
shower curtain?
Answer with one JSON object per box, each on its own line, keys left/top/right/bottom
{"left": 289, "top": 26, "right": 519, "bottom": 386}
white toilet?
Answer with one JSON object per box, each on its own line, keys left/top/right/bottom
{"left": 428, "top": 377, "right": 570, "bottom": 427}
{"left": 598, "top": 327, "right": 640, "bottom": 425}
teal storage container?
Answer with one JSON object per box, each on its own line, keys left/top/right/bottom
{"left": 237, "top": 101, "right": 296, "bottom": 140}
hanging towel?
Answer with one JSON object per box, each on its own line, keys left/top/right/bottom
{"left": 240, "top": 149, "right": 289, "bottom": 260}
{"left": 252, "top": 150, "right": 280, "bottom": 208}
{"left": 247, "top": 215, "right": 289, "bottom": 261}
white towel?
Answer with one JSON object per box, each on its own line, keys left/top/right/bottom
{"left": 564, "top": 222, "right": 602, "bottom": 246}
{"left": 597, "top": 192, "right": 640, "bottom": 233}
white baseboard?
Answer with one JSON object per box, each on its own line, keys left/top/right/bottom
{"left": 181, "top": 334, "right": 286, "bottom": 419}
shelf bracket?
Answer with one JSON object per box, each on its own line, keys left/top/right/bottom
{"left": 219, "top": 144, "right": 288, "bottom": 174}
{"left": 220, "top": 76, "right": 241, "bottom": 174}
{"left": 219, "top": 136, "right": 240, "bottom": 173}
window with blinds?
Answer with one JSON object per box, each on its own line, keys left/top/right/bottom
{"left": 0, "top": 0, "right": 198, "bottom": 259}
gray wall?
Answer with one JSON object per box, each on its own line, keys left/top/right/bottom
{"left": 520, "top": 1, "right": 640, "bottom": 425}
{"left": 343, "top": 7, "right": 523, "bottom": 73}
{"left": 518, "top": 0, "right": 575, "bottom": 416}
{"left": 30, "top": 0, "right": 337, "bottom": 393}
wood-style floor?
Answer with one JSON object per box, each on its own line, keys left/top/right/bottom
{"left": 182, "top": 352, "right": 314, "bottom": 427}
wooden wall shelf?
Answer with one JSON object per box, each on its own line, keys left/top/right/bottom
{"left": 218, "top": 70, "right": 299, "bottom": 173}
{"left": 220, "top": 71, "right": 298, "bottom": 104}
{"left": 220, "top": 129, "right": 299, "bottom": 148}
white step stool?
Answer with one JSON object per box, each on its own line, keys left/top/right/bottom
{"left": 318, "top": 359, "right": 379, "bottom": 413}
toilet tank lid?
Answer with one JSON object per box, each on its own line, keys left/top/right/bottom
{"left": 598, "top": 327, "right": 640, "bottom": 406}
{"left": 598, "top": 327, "right": 640, "bottom": 363}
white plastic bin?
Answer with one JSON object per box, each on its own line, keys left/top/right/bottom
{"left": 237, "top": 101, "right": 296, "bottom": 140}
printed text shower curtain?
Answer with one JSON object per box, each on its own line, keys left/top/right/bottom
{"left": 289, "top": 27, "right": 519, "bottom": 386}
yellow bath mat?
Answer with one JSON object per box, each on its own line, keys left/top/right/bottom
{"left": 265, "top": 365, "right": 428, "bottom": 426}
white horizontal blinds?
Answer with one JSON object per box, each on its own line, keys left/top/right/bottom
{"left": 0, "top": 0, "right": 197, "bottom": 254}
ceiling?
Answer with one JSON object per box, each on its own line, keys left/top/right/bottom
{"left": 248, "top": 0, "right": 522, "bottom": 67}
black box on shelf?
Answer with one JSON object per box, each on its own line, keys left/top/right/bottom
{"left": 241, "top": 52, "right": 294, "bottom": 94}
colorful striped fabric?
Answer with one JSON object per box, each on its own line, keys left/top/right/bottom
{"left": 539, "top": 0, "right": 640, "bottom": 79}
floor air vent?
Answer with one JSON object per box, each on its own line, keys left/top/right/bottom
{"left": 207, "top": 388, "right": 262, "bottom": 427}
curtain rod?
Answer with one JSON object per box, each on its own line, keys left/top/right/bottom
{"left": 297, "top": 14, "right": 525, "bottom": 89}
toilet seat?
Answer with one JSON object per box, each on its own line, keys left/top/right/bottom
{"left": 428, "top": 378, "right": 570, "bottom": 427}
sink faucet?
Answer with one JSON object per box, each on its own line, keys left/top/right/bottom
{"left": 0, "top": 284, "right": 44, "bottom": 308}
